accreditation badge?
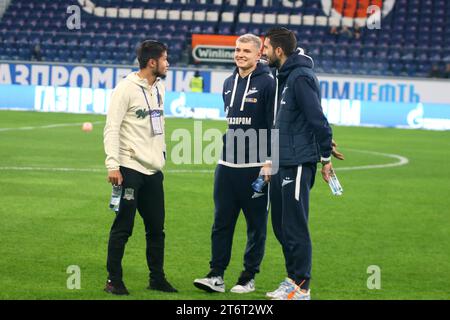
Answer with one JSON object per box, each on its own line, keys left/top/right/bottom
{"left": 150, "top": 110, "right": 163, "bottom": 135}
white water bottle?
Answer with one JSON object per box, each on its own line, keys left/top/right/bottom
{"left": 109, "top": 185, "right": 122, "bottom": 212}
{"left": 328, "top": 169, "right": 343, "bottom": 196}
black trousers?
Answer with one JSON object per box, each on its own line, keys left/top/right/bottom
{"left": 106, "top": 166, "right": 166, "bottom": 282}
{"left": 270, "top": 164, "right": 316, "bottom": 290}
{"left": 210, "top": 164, "right": 269, "bottom": 278}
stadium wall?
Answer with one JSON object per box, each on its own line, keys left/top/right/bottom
{"left": 1, "top": 61, "right": 450, "bottom": 130}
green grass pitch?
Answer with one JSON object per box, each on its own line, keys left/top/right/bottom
{"left": 0, "top": 110, "right": 449, "bottom": 300}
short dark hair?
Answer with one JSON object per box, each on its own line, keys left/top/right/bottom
{"left": 136, "top": 40, "right": 167, "bottom": 69}
{"left": 264, "top": 27, "right": 297, "bottom": 56}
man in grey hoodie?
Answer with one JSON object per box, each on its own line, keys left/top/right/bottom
{"left": 103, "top": 40, "right": 177, "bottom": 295}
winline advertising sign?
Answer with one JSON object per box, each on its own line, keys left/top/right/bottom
{"left": 191, "top": 34, "right": 239, "bottom": 63}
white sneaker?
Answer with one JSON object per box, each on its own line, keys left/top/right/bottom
{"left": 265, "top": 278, "right": 294, "bottom": 299}
{"left": 193, "top": 276, "right": 225, "bottom": 293}
{"left": 230, "top": 279, "right": 255, "bottom": 293}
{"left": 272, "top": 284, "right": 311, "bottom": 300}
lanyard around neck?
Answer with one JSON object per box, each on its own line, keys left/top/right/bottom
{"left": 141, "top": 86, "right": 161, "bottom": 110}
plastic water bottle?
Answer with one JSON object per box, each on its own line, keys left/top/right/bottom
{"left": 328, "top": 169, "right": 343, "bottom": 196}
{"left": 252, "top": 175, "right": 267, "bottom": 193}
{"left": 109, "top": 185, "right": 122, "bottom": 212}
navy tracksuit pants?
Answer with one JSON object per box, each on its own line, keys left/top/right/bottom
{"left": 210, "top": 164, "right": 269, "bottom": 278}
{"left": 270, "top": 163, "right": 317, "bottom": 290}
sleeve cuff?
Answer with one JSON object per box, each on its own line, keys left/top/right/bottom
{"left": 320, "top": 156, "right": 331, "bottom": 163}
{"left": 106, "top": 164, "right": 120, "bottom": 171}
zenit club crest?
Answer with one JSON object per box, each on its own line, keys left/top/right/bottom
{"left": 123, "top": 188, "right": 135, "bottom": 201}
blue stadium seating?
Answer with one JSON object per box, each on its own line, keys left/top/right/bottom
{"left": 0, "top": 0, "right": 449, "bottom": 77}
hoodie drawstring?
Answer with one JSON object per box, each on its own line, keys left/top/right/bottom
{"left": 229, "top": 72, "right": 253, "bottom": 112}
{"left": 240, "top": 72, "right": 252, "bottom": 111}
{"left": 273, "top": 70, "right": 279, "bottom": 127}
{"left": 229, "top": 73, "right": 239, "bottom": 111}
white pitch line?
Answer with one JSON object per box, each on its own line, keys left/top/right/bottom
{"left": 0, "top": 167, "right": 214, "bottom": 174}
{"left": 0, "top": 121, "right": 105, "bottom": 132}
{"left": 0, "top": 149, "right": 408, "bottom": 174}
{"left": 334, "top": 148, "right": 409, "bottom": 171}
{"left": 164, "top": 169, "right": 215, "bottom": 173}
{"left": 0, "top": 166, "right": 105, "bottom": 173}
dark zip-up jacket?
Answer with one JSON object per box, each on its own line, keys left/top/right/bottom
{"left": 274, "top": 50, "right": 332, "bottom": 166}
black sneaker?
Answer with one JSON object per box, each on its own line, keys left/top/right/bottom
{"left": 148, "top": 277, "right": 178, "bottom": 293}
{"left": 104, "top": 279, "right": 130, "bottom": 295}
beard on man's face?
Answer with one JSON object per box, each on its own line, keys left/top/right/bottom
{"left": 156, "top": 71, "right": 167, "bottom": 79}
{"left": 268, "top": 56, "right": 280, "bottom": 69}
{"left": 153, "top": 61, "right": 167, "bottom": 79}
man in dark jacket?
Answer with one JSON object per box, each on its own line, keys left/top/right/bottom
{"left": 263, "top": 27, "right": 335, "bottom": 300}
{"left": 194, "top": 34, "right": 275, "bottom": 294}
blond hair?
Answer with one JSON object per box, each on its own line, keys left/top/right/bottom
{"left": 236, "top": 34, "right": 262, "bottom": 50}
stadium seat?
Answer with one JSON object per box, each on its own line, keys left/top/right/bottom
{"left": 130, "top": 8, "right": 143, "bottom": 19}
{"left": 143, "top": 9, "right": 155, "bottom": 19}
{"left": 156, "top": 9, "right": 168, "bottom": 20}
{"left": 106, "top": 8, "right": 118, "bottom": 18}
{"left": 252, "top": 12, "right": 264, "bottom": 24}
{"left": 289, "top": 15, "right": 302, "bottom": 26}
{"left": 206, "top": 11, "right": 219, "bottom": 22}
{"left": 264, "top": 13, "right": 276, "bottom": 24}
{"left": 119, "top": 8, "right": 131, "bottom": 18}
{"left": 169, "top": 9, "right": 181, "bottom": 20}
{"left": 277, "top": 14, "right": 289, "bottom": 25}
{"left": 94, "top": 7, "right": 106, "bottom": 17}
{"left": 181, "top": 9, "right": 194, "bottom": 21}
{"left": 194, "top": 10, "right": 206, "bottom": 22}
{"left": 238, "top": 11, "right": 251, "bottom": 24}
{"left": 221, "top": 11, "right": 234, "bottom": 23}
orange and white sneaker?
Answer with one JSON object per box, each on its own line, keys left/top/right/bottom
{"left": 265, "top": 278, "right": 295, "bottom": 299}
{"left": 271, "top": 284, "right": 311, "bottom": 300}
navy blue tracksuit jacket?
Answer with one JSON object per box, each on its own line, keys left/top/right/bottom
{"left": 210, "top": 63, "right": 276, "bottom": 278}
{"left": 270, "top": 49, "right": 333, "bottom": 289}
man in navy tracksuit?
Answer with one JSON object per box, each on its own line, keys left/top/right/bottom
{"left": 194, "top": 34, "right": 275, "bottom": 294}
{"left": 263, "top": 27, "right": 336, "bottom": 300}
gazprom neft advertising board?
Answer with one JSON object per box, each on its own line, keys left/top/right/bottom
{"left": 1, "top": 62, "right": 449, "bottom": 130}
